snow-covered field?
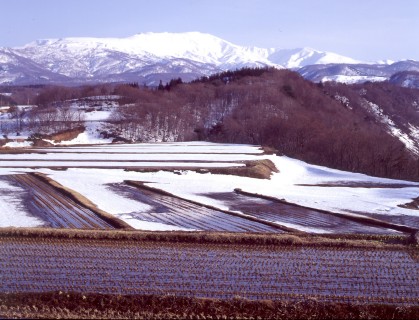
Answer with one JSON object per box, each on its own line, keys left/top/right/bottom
{"left": 0, "top": 177, "right": 45, "bottom": 228}
{"left": 0, "top": 142, "right": 418, "bottom": 233}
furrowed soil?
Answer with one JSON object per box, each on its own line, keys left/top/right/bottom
{"left": 202, "top": 191, "right": 403, "bottom": 235}
{"left": 1, "top": 235, "right": 418, "bottom": 308}
{"left": 2, "top": 173, "right": 120, "bottom": 229}
{"left": 1, "top": 173, "right": 130, "bottom": 229}
{"left": 110, "top": 182, "right": 287, "bottom": 233}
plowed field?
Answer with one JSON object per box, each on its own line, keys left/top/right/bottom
{"left": 1, "top": 237, "right": 418, "bottom": 305}
{"left": 5, "top": 174, "right": 114, "bottom": 229}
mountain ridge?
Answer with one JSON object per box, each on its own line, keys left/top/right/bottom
{"left": 0, "top": 32, "right": 417, "bottom": 86}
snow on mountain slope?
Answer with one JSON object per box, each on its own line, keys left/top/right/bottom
{"left": 299, "top": 60, "right": 419, "bottom": 84}
{"left": 0, "top": 32, "right": 417, "bottom": 85}
{"left": 14, "top": 32, "right": 279, "bottom": 78}
{"left": 362, "top": 99, "right": 419, "bottom": 155}
{"left": 17, "top": 33, "right": 362, "bottom": 72}
{"left": 268, "top": 47, "right": 362, "bottom": 69}
{"left": 0, "top": 48, "right": 69, "bottom": 84}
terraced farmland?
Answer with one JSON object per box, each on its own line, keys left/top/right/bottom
{"left": 1, "top": 236, "right": 418, "bottom": 305}
{"left": 0, "top": 142, "right": 418, "bottom": 319}
{"left": 203, "top": 192, "right": 402, "bottom": 234}
{"left": 5, "top": 174, "right": 114, "bottom": 229}
{"left": 0, "top": 142, "right": 418, "bottom": 234}
{"left": 109, "top": 183, "right": 285, "bottom": 232}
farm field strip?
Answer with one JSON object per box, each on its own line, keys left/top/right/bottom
{"left": 1, "top": 238, "right": 418, "bottom": 305}
{"left": 6, "top": 174, "right": 114, "bottom": 229}
{"left": 203, "top": 192, "right": 402, "bottom": 235}
{"left": 0, "top": 177, "right": 45, "bottom": 228}
{"left": 0, "top": 161, "right": 245, "bottom": 168}
{"left": 0, "top": 153, "right": 262, "bottom": 161}
{"left": 345, "top": 210, "right": 419, "bottom": 230}
{"left": 110, "top": 183, "right": 284, "bottom": 233}
{"left": 0, "top": 142, "right": 418, "bottom": 233}
{"left": 34, "top": 165, "right": 419, "bottom": 232}
{"left": 32, "top": 143, "right": 265, "bottom": 154}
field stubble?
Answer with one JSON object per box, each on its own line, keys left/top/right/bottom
{"left": 1, "top": 235, "right": 418, "bottom": 306}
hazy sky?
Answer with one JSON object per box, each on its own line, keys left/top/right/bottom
{"left": 1, "top": 0, "right": 418, "bottom": 62}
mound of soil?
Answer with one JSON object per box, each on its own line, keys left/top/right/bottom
{"left": 206, "top": 159, "right": 279, "bottom": 179}
{"left": 399, "top": 197, "right": 419, "bottom": 210}
{"left": 31, "top": 139, "right": 54, "bottom": 147}
{"left": 47, "top": 126, "right": 85, "bottom": 142}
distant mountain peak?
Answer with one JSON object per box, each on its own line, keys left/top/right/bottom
{"left": 0, "top": 32, "right": 417, "bottom": 86}
{"left": 268, "top": 47, "right": 363, "bottom": 69}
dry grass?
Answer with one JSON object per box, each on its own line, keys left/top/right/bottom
{"left": 203, "top": 159, "right": 279, "bottom": 179}
{"left": 46, "top": 126, "right": 85, "bottom": 142}
{"left": 0, "top": 226, "right": 414, "bottom": 249}
{"left": 125, "top": 159, "right": 279, "bottom": 180}
{"left": 31, "top": 139, "right": 54, "bottom": 147}
{"left": 1, "top": 292, "right": 418, "bottom": 319}
{"left": 30, "top": 172, "right": 133, "bottom": 230}
{"left": 261, "top": 145, "right": 279, "bottom": 155}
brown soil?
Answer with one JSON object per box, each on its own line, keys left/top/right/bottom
{"left": 203, "top": 159, "right": 279, "bottom": 179}
{"left": 399, "top": 197, "right": 419, "bottom": 210}
{"left": 46, "top": 126, "right": 85, "bottom": 142}
{"left": 261, "top": 145, "right": 279, "bottom": 155}
{"left": 1, "top": 292, "right": 418, "bottom": 320}
{"left": 124, "top": 159, "right": 279, "bottom": 179}
{"left": 31, "top": 139, "right": 54, "bottom": 147}
{"left": 0, "top": 139, "right": 7, "bottom": 147}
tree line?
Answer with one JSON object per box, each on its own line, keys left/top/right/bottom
{"left": 2, "top": 68, "right": 419, "bottom": 181}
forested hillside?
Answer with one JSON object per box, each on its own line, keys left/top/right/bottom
{"left": 2, "top": 68, "right": 419, "bottom": 181}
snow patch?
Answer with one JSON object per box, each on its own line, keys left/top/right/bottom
{"left": 0, "top": 143, "right": 418, "bottom": 232}
{"left": 334, "top": 94, "right": 351, "bottom": 109}
{"left": 322, "top": 75, "right": 387, "bottom": 84}
{"left": 364, "top": 100, "right": 419, "bottom": 155}
{"left": 0, "top": 172, "right": 45, "bottom": 228}
{"left": 3, "top": 140, "right": 33, "bottom": 148}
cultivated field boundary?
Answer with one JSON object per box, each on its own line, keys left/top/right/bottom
{"left": 125, "top": 180, "right": 302, "bottom": 233}
{"left": 234, "top": 188, "right": 418, "bottom": 234}
{"left": 29, "top": 172, "right": 134, "bottom": 230}
{"left": 0, "top": 226, "right": 415, "bottom": 249}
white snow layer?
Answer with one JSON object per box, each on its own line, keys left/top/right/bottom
{"left": 0, "top": 173, "right": 45, "bottom": 227}
{"left": 0, "top": 142, "right": 418, "bottom": 231}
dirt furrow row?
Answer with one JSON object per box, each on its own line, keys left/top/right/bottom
{"left": 8, "top": 174, "right": 114, "bottom": 229}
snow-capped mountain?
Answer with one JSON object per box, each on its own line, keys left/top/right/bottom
{"left": 0, "top": 32, "right": 359, "bottom": 85}
{"left": 0, "top": 32, "right": 417, "bottom": 86}
{"left": 0, "top": 48, "right": 70, "bottom": 84}
{"left": 299, "top": 60, "right": 419, "bottom": 85}
{"left": 389, "top": 71, "right": 419, "bottom": 88}
{"left": 268, "top": 47, "right": 361, "bottom": 69}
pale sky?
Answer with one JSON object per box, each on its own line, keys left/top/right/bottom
{"left": 1, "top": 0, "right": 418, "bottom": 62}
